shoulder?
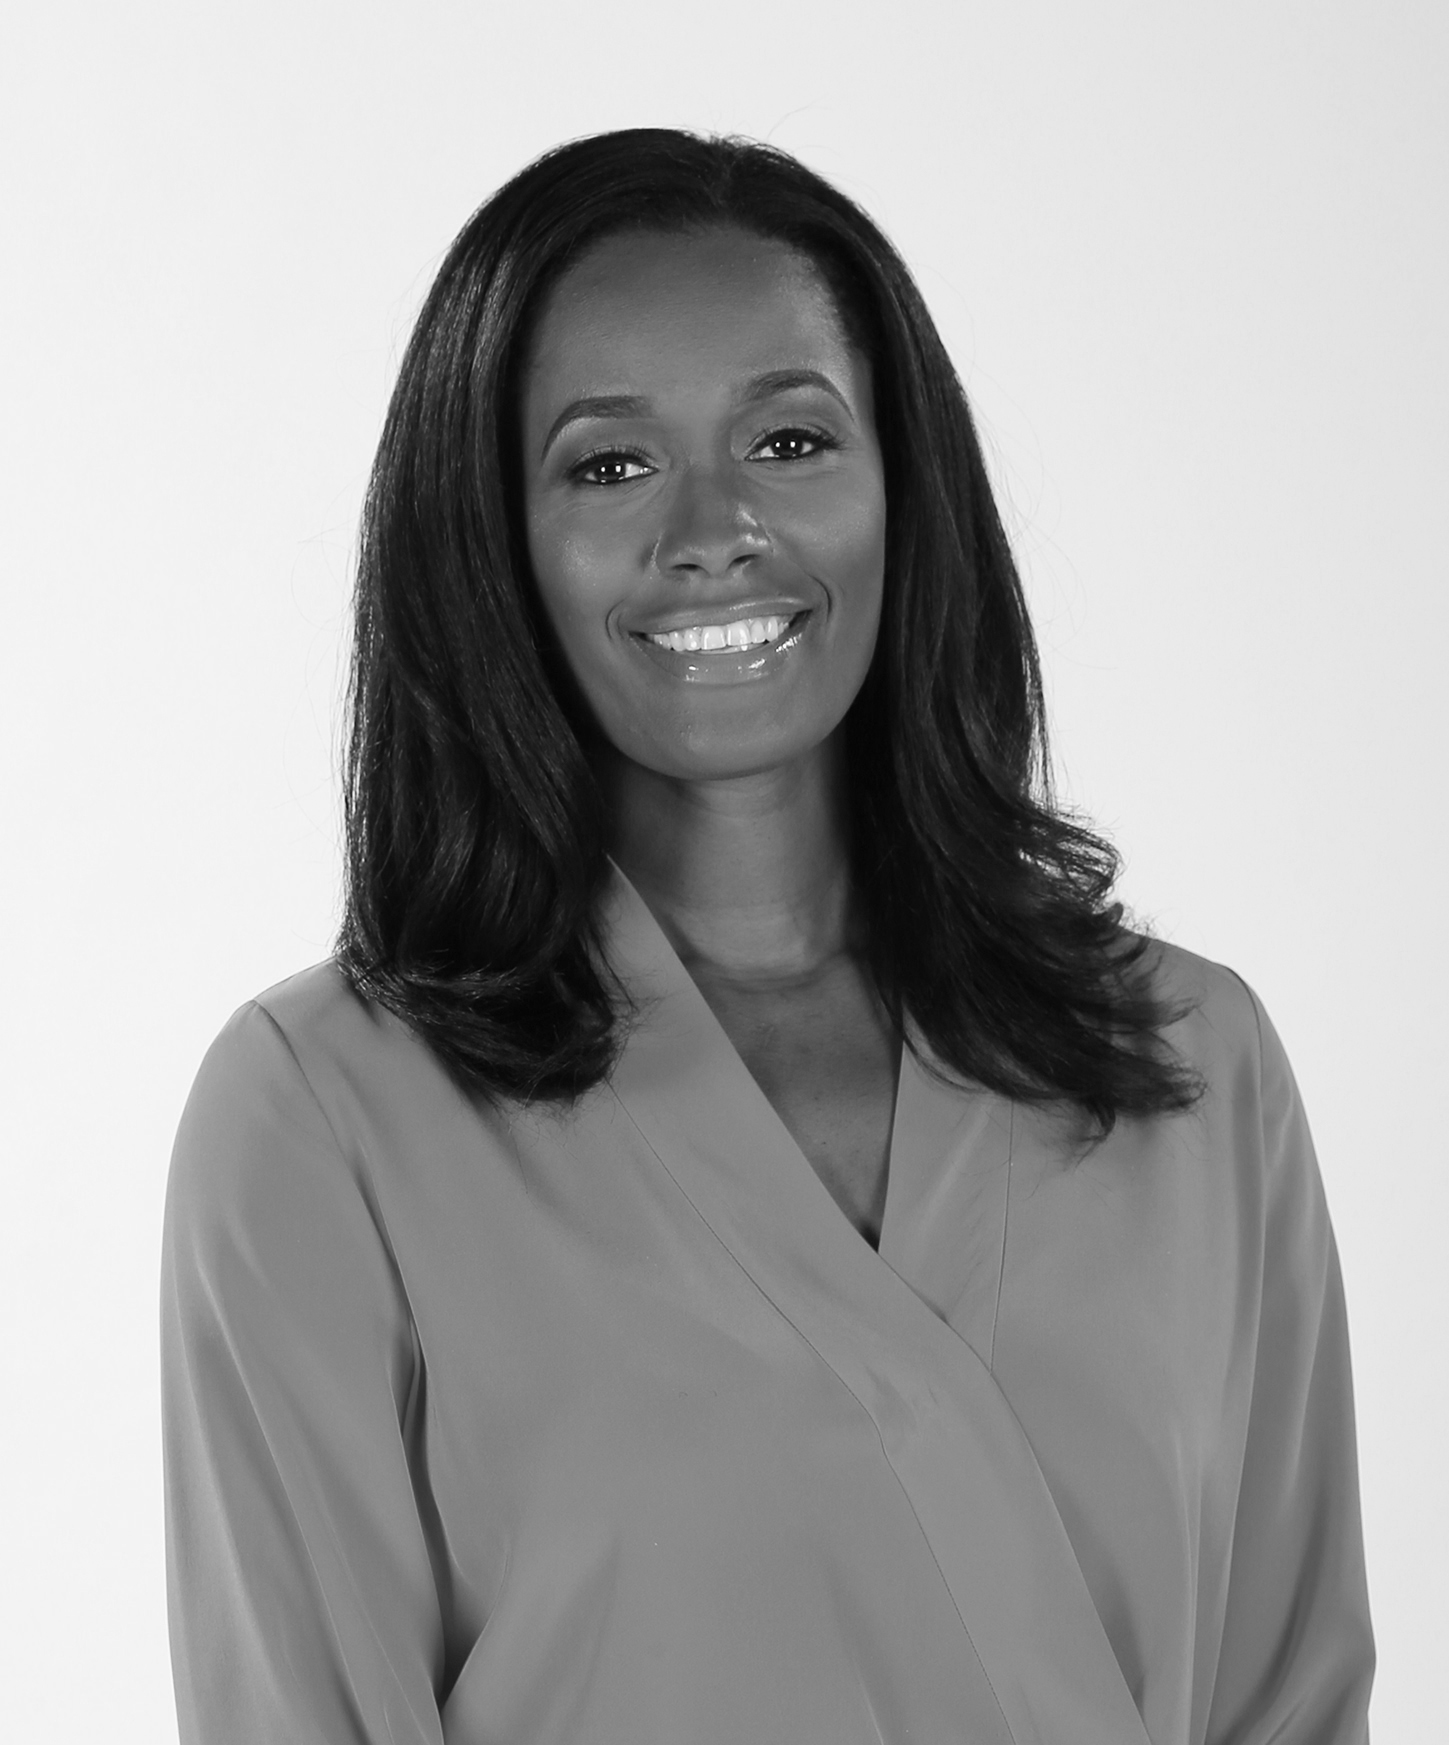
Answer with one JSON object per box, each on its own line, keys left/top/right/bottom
{"left": 172, "top": 959, "right": 508, "bottom": 1215}
{"left": 1134, "top": 934, "right": 1278, "bottom": 1096}
{"left": 168, "top": 966, "right": 359, "bottom": 1235}
{"left": 187, "top": 959, "right": 452, "bottom": 1128}
{"left": 175, "top": 963, "right": 366, "bottom": 1150}
{"left": 249, "top": 956, "right": 387, "bottom": 1069}
{"left": 1128, "top": 935, "right": 1316, "bottom": 1201}
{"left": 169, "top": 961, "right": 459, "bottom": 1233}
{"left": 164, "top": 963, "right": 437, "bottom": 1347}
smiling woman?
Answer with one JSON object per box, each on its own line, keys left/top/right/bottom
{"left": 161, "top": 130, "right": 1373, "bottom": 1744}
{"left": 521, "top": 227, "right": 887, "bottom": 776}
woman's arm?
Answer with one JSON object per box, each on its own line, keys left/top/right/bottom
{"left": 161, "top": 1000, "right": 447, "bottom": 1745}
{"left": 1205, "top": 990, "right": 1375, "bottom": 1744}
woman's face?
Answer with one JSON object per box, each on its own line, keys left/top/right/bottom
{"left": 519, "top": 225, "right": 887, "bottom": 784}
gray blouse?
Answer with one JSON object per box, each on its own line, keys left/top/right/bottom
{"left": 161, "top": 865, "right": 1374, "bottom": 1742}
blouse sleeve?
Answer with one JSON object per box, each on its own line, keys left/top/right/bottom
{"left": 1205, "top": 987, "right": 1375, "bottom": 1744}
{"left": 160, "top": 1000, "right": 447, "bottom": 1745}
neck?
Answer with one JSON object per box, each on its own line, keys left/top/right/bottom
{"left": 599, "top": 733, "right": 857, "bottom": 983}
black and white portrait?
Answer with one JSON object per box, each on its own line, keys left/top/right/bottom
{"left": 7, "top": 6, "right": 1443, "bottom": 1740}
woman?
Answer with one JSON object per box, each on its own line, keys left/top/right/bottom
{"left": 161, "top": 129, "right": 1374, "bottom": 1744}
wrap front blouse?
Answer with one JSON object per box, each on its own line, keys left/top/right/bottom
{"left": 161, "top": 865, "right": 1374, "bottom": 1743}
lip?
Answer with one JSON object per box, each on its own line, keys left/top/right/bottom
{"left": 630, "top": 609, "right": 814, "bottom": 685}
{"left": 626, "top": 598, "right": 812, "bottom": 637}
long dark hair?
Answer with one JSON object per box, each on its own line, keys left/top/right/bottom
{"left": 337, "top": 127, "right": 1201, "bottom": 1134}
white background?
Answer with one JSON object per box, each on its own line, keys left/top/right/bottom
{"left": 4, "top": 2, "right": 1444, "bottom": 1736}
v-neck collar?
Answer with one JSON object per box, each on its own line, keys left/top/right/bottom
{"left": 598, "top": 859, "right": 1009, "bottom": 1348}
{"left": 597, "top": 862, "right": 1151, "bottom": 1745}
{"left": 606, "top": 858, "right": 912, "bottom": 1252}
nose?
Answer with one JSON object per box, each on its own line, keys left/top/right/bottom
{"left": 650, "top": 463, "right": 771, "bottom": 578}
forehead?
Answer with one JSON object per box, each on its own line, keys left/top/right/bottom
{"left": 522, "top": 227, "right": 856, "bottom": 397}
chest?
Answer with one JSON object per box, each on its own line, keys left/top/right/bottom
{"left": 399, "top": 1043, "right": 1245, "bottom": 1745}
{"left": 686, "top": 962, "right": 900, "bottom": 1247}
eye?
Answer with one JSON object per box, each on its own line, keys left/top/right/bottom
{"left": 748, "top": 425, "right": 838, "bottom": 463}
{"left": 569, "top": 447, "right": 654, "bottom": 487}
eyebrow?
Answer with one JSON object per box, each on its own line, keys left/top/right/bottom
{"left": 539, "top": 367, "right": 852, "bottom": 460}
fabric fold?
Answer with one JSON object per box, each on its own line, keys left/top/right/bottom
{"left": 601, "top": 867, "right": 1153, "bottom": 1745}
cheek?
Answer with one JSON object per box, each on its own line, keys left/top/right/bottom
{"left": 813, "top": 457, "right": 884, "bottom": 558}
{"left": 527, "top": 520, "right": 625, "bottom": 649}
{"left": 812, "top": 480, "right": 887, "bottom": 636}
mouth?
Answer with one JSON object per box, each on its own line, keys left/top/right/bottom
{"left": 629, "top": 609, "right": 814, "bottom": 685}
{"left": 632, "top": 609, "right": 810, "bottom": 654}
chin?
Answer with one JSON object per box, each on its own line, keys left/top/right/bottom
{"left": 634, "top": 718, "right": 841, "bottom": 786}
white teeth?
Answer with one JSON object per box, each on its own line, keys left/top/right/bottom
{"left": 647, "top": 614, "right": 794, "bottom": 652}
